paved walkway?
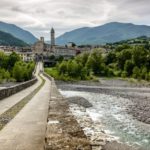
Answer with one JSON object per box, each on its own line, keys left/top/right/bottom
{"left": 0, "top": 63, "right": 42, "bottom": 116}
{"left": 0, "top": 73, "right": 51, "bottom": 150}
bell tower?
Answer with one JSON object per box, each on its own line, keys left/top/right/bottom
{"left": 51, "top": 28, "right": 55, "bottom": 48}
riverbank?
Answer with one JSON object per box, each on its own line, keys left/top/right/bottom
{"left": 44, "top": 75, "right": 91, "bottom": 150}
{"left": 56, "top": 78, "right": 150, "bottom": 150}
{"left": 56, "top": 79, "right": 150, "bottom": 125}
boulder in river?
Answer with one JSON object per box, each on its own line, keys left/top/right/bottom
{"left": 66, "top": 96, "right": 93, "bottom": 108}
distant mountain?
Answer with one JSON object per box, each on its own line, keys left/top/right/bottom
{"left": 0, "top": 21, "right": 37, "bottom": 44}
{"left": 0, "top": 31, "right": 28, "bottom": 47}
{"left": 56, "top": 22, "right": 150, "bottom": 45}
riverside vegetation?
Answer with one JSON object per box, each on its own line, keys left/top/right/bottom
{"left": 0, "top": 52, "right": 35, "bottom": 83}
{"left": 45, "top": 44, "right": 150, "bottom": 81}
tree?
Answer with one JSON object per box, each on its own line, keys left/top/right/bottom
{"left": 75, "top": 52, "right": 89, "bottom": 66}
{"left": 117, "top": 49, "right": 132, "bottom": 70}
{"left": 115, "top": 44, "right": 131, "bottom": 52}
{"left": 105, "top": 51, "right": 116, "bottom": 65}
{"left": 132, "top": 46, "right": 148, "bottom": 68}
{"left": 58, "top": 61, "right": 68, "bottom": 75}
{"left": 132, "top": 66, "right": 140, "bottom": 79}
{"left": 0, "top": 52, "right": 8, "bottom": 69}
{"left": 8, "top": 52, "right": 20, "bottom": 70}
{"left": 141, "top": 67, "right": 147, "bottom": 80}
{"left": 67, "top": 60, "right": 82, "bottom": 78}
{"left": 12, "top": 62, "right": 24, "bottom": 82}
{"left": 86, "top": 49, "right": 104, "bottom": 75}
{"left": 124, "top": 60, "right": 134, "bottom": 76}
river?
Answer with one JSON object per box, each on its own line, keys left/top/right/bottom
{"left": 59, "top": 89, "right": 150, "bottom": 150}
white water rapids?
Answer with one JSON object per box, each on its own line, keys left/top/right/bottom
{"left": 60, "top": 90, "right": 150, "bottom": 150}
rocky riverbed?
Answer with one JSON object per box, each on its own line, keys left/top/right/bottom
{"left": 56, "top": 79, "right": 150, "bottom": 125}
{"left": 56, "top": 78, "right": 150, "bottom": 150}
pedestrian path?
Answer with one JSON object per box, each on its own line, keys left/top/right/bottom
{"left": 0, "top": 74, "right": 51, "bottom": 150}
{"left": 0, "top": 63, "right": 42, "bottom": 116}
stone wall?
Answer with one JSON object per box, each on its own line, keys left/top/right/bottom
{"left": 0, "top": 78, "right": 37, "bottom": 100}
{"left": 43, "top": 73, "right": 91, "bottom": 150}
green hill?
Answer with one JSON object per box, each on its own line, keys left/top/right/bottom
{"left": 0, "top": 30, "right": 29, "bottom": 46}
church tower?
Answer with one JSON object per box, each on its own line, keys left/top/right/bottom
{"left": 51, "top": 28, "right": 55, "bottom": 48}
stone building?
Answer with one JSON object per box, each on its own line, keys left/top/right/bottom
{"left": 32, "top": 37, "right": 47, "bottom": 54}
{"left": 51, "top": 28, "right": 55, "bottom": 48}
{"left": 32, "top": 28, "right": 79, "bottom": 60}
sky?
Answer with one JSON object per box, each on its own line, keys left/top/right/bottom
{"left": 0, "top": 0, "right": 150, "bottom": 40}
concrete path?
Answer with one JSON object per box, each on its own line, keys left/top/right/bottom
{"left": 0, "top": 73, "right": 51, "bottom": 150}
{"left": 0, "top": 63, "right": 42, "bottom": 116}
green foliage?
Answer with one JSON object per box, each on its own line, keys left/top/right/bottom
{"left": 105, "top": 51, "right": 116, "bottom": 65}
{"left": 45, "top": 44, "right": 150, "bottom": 82}
{"left": 7, "top": 52, "right": 20, "bottom": 70}
{"left": 0, "top": 68, "right": 10, "bottom": 80}
{"left": 0, "top": 52, "right": 35, "bottom": 82}
{"left": 117, "top": 49, "right": 132, "bottom": 70}
{"left": 86, "top": 49, "right": 104, "bottom": 75}
{"left": 132, "top": 66, "right": 141, "bottom": 79}
{"left": 12, "top": 61, "right": 35, "bottom": 82}
{"left": 75, "top": 52, "right": 89, "bottom": 66}
{"left": 124, "top": 60, "right": 134, "bottom": 76}
{"left": 116, "top": 44, "right": 131, "bottom": 52}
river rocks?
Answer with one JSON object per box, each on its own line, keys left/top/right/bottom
{"left": 57, "top": 80, "right": 150, "bottom": 149}
{"left": 69, "top": 104, "right": 118, "bottom": 150}
{"left": 128, "top": 97, "right": 150, "bottom": 124}
{"left": 145, "top": 118, "right": 150, "bottom": 124}
{"left": 45, "top": 79, "right": 91, "bottom": 150}
{"left": 103, "top": 141, "right": 136, "bottom": 150}
{"left": 66, "top": 96, "right": 93, "bottom": 108}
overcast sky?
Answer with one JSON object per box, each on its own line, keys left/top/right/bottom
{"left": 0, "top": 0, "right": 150, "bottom": 40}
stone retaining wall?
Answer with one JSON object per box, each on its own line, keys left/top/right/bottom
{"left": 0, "top": 78, "right": 37, "bottom": 100}
{"left": 43, "top": 73, "right": 91, "bottom": 150}
{"left": 43, "top": 72, "right": 53, "bottom": 81}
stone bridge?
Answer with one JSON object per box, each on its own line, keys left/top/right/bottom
{"left": 0, "top": 62, "right": 91, "bottom": 150}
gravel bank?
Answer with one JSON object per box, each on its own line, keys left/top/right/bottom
{"left": 57, "top": 81, "right": 150, "bottom": 125}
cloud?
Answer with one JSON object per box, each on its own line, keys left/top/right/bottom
{"left": 0, "top": 0, "right": 150, "bottom": 40}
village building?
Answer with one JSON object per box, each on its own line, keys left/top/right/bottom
{"left": 32, "top": 28, "right": 78, "bottom": 60}
{"left": 1, "top": 28, "right": 83, "bottom": 63}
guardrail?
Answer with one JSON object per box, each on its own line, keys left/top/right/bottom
{"left": 0, "top": 78, "right": 37, "bottom": 100}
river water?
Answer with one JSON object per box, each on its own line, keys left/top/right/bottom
{"left": 59, "top": 90, "right": 150, "bottom": 150}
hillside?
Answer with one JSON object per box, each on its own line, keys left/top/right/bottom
{"left": 56, "top": 22, "right": 150, "bottom": 45}
{"left": 112, "top": 36, "right": 150, "bottom": 45}
{"left": 0, "top": 31, "right": 28, "bottom": 47}
{"left": 0, "top": 21, "right": 37, "bottom": 44}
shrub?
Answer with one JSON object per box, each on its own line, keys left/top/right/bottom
{"left": 124, "top": 60, "right": 134, "bottom": 76}
{"left": 121, "top": 71, "right": 127, "bottom": 78}
{"left": 132, "top": 66, "right": 140, "bottom": 79}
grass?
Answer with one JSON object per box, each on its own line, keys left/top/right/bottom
{"left": 45, "top": 67, "right": 98, "bottom": 82}
{"left": 45, "top": 67, "right": 78, "bottom": 81}
{"left": 0, "top": 74, "right": 45, "bottom": 130}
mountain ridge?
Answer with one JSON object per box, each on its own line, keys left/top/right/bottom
{"left": 0, "top": 21, "right": 37, "bottom": 44}
{"left": 56, "top": 22, "right": 150, "bottom": 45}
{"left": 0, "top": 30, "right": 29, "bottom": 47}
